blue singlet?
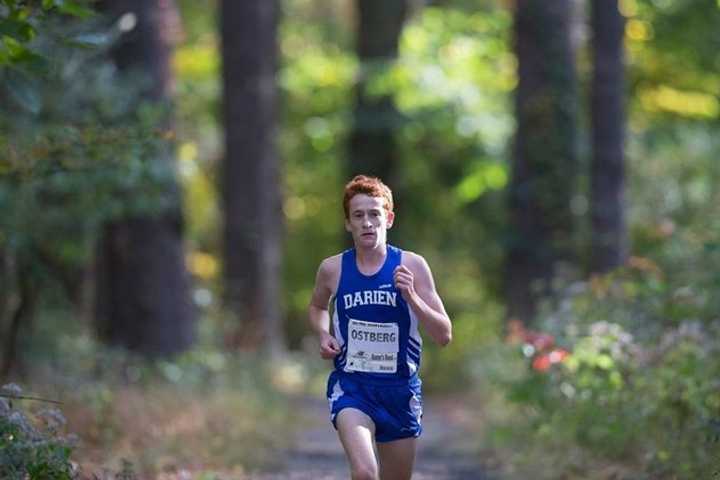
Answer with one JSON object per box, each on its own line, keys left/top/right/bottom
{"left": 326, "top": 245, "right": 423, "bottom": 442}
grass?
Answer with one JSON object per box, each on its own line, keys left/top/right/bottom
{"left": 60, "top": 384, "right": 294, "bottom": 478}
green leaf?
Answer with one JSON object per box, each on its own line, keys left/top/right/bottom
{"left": 0, "top": 39, "right": 44, "bottom": 73}
{"left": 4, "top": 67, "right": 42, "bottom": 113}
{"left": 10, "top": 5, "right": 31, "bottom": 22}
{"left": 17, "top": 51, "right": 49, "bottom": 75}
{"left": 1, "top": 37, "right": 48, "bottom": 71}
{"left": 58, "top": 1, "right": 95, "bottom": 19}
{"left": 0, "top": 18, "right": 36, "bottom": 42}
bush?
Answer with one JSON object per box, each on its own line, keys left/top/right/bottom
{"left": 481, "top": 265, "right": 720, "bottom": 479}
{"left": 0, "top": 384, "right": 77, "bottom": 480}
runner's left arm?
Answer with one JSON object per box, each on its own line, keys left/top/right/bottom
{"left": 394, "top": 254, "right": 452, "bottom": 346}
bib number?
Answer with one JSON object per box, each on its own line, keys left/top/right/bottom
{"left": 345, "top": 318, "right": 399, "bottom": 374}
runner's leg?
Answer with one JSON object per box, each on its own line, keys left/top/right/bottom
{"left": 336, "top": 408, "right": 380, "bottom": 480}
{"left": 377, "top": 437, "right": 416, "bottom": 480}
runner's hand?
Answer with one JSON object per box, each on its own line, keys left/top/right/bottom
{"left": 319, "top": 331, "right": 341, "bottom": 359}
{"left": 393, "top": 265, "right": 416, "bottom": 303}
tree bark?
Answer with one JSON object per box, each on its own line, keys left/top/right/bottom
{"left": 1, "top": 269, "right": 35, "bottom": 381}
{"left": 505, "top": 0, "right": 580, "bottom": 324}
{"left": 0, "top": 247, "right": 8, "bottom": 342}
{"left": 94, "top": 0, "right": 195, "bottom": 356}
{"left": 348, "top": 0, "right": 408, "bottom": 191}
{"left": 590, "top": 0, "right": 628, "bottom": 273}
{"left": 220, "top": 0, "right": 285, "bottom": 354}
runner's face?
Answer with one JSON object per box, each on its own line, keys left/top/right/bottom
{"left": 345, "top": 194, "right": 394, "bottom": 248}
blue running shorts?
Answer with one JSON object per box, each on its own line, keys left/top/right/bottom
{"left": 326, "top": 370, "right": 423, "bottom": 443}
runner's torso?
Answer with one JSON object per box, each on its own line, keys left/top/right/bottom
{"left": 331, "top": 245, "right": 422, "bottom": 384}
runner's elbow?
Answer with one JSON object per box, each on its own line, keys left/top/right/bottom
{"left": 308, "top": 303, "right": 327, "bottom": 315}
{"left": 435, "top": 327, "right": 452, "bottom": 347}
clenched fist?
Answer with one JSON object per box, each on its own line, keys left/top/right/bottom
{"left": 393, "top": 264, "right": 416, "bottom": 303}
{"left": 319, "top": 331, "right": 340, "bottom": 359}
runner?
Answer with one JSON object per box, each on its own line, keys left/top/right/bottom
{"left": 308, "top": 175, "right": 452, "bottom": 480}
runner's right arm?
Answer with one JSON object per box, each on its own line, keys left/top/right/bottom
{"left": 309, "top": 257, "right": 341, "bottom": 359}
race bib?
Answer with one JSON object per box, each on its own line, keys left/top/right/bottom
{"left": 345, "top": 318, "right": 399, "bottom": 374}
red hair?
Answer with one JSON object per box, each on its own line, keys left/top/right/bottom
{"left": 343, "top": 175, "right": 394, "bottom": 219}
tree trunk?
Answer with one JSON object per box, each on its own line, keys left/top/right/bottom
{"left": 348, "top": 0, "right": 408, "bottom": 197}
{"left": 220, "top": 0, "right": 285, "bottom": 354}
{"left": 1, "top": 268, "right": 35, "bottom": 381}
{"left": 95, "top": 0, "right": 195, "bottom": 356}
{"left": 96, "top": 219, "right": 194, "bottom": 355}
{"left": 0, "top": 247, "right": 8, "bottom": 341}
{"left": 590, "top": 0, "right": 627, "bottom": 273}
{"left": 505, "top": 0, "right": 580, "bottom": 324}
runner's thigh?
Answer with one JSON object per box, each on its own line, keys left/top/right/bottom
{"left": 377, "top": 436, "right": 416, "bottom": 480}
{"left": 336, "top": 407, "right": 379, "bottom": 479}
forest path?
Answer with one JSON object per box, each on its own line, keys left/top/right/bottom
{"left": 248, "top": 394, "right": 498, "bottom": 480}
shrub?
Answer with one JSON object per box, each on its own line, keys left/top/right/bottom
{"left": 0, "top": 384, "right": 77, "bottom": 480}
{"left": 483, "top": 266, "right": 720, "bottom": 479}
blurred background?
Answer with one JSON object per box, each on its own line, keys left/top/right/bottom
{"left": 1, "top": 0, "right": 719, "bottom": 478}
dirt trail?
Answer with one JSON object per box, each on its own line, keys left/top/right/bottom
{"left": 249, "top": 395, "right": 496, "bottom": 480}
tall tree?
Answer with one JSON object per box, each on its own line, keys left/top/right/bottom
{"left": 348, "top": 0, "right": 408, "bottom": 189}
{"left": 220, "top": 0, "right": 285, "bottom": 353}
{"left": 590, "top": 0, "right": 627, "bottom": 273}
{"left": 95, "top": 0, "right": 195, "bottom": 355}
{"left": 505, "top": 0, "right": 580, "bottom": 324}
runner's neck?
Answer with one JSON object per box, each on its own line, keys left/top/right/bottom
{"left": 355, "top": 244, "right": 388, "bottom": 276}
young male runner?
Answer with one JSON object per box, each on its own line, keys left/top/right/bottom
{"left": 308, "top": 175, "right": 452, "bottom": 480}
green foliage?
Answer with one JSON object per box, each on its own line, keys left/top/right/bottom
{"left": 0, "top": 0, "right": 94, "bottom": 71}
{"left": 482, "top": 266, "right": 720, "bottom": 478}
{"left": 0, "top": 13, "right": 182, "bottom": 315}
{"left": 0, "top": 384, "right": 76, "bottom": 480}
{"left": 478, "top": 115, "right": 720, "bottom": 476}
{"left": 627, "top": 0, "right": 720, "bottom": 121}
{"left": 0, "top": 384, "right": 148, "bottom": 479}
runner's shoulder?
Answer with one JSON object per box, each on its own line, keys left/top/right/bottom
{"left": 400, "top": 250, "right": 429, "bottom": 272}
{"left": 317, "top": 253, "right": 342, "bottom": 283}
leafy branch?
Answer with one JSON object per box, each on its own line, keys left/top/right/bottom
{"left": 0, "top": 393, "right": 63, "bottom": 405}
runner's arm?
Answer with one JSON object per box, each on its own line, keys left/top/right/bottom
{"left": 309, "top": 259, "right": 341, "bottom": 358}
{"left": 394, "top": 254, "right": 452, "bottom": 346}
